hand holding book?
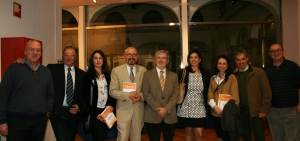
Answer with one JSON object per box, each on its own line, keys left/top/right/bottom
{"left": 100, "top": 106, "right": 117, "bottom": 129}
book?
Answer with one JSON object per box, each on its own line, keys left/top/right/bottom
{"left": 217, "top": 94, "right": 232, "bottom": 110}
{"left": 100, "top": 106, "right": 117, "bottom": 129}
{"left": 123, "top": 82, "right": 136, "bottom": 92}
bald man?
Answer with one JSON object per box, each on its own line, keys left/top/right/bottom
{"left": 110, "top": 47, "right": 147, "bottom": 141}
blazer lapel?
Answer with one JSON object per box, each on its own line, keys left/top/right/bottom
{"left": 60, "top": 64, "right": 66, "bottom": 93}
{"left": 74, "top": 67, "right": 80, "bottom": 95}
{"left": 151, "top": 69, "right": 163, "bottom": 93}
{"left": 164, "top": 70, "right": 172, "bottom": 93}
{"left": 121, "top": 64, "right": 131, "bottom": 82}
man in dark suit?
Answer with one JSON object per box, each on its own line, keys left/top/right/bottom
{"left": 142, "top": 50, "right": 179, "bottom": 141}
{"left": 47, "top": 46, "right": 85, "bottom": 141}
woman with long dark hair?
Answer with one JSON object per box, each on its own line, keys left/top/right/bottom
{"left": 177, "top": 50, "right": 210, "bottom": 141}
{"left": 82, "top": 50, "right": 116, "bottom": 141}
{"left": 207, "top": 55, "right": 239, "bottom": 141}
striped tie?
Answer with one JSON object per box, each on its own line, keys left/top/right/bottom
{"left": 66, "top": 68, "right": 73, "bottom": 106}
{"left": 160, "top": 71, "right": 165, "bottom": 91}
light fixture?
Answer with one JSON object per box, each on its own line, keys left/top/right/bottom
{"left": 93, "top": 0, "right": 97, "bottom": 3}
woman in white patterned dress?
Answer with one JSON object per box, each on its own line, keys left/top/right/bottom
{"left": 177, "top": 50, "right": 210, "bottom": 141}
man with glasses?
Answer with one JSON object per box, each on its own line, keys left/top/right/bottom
{"left": 264, "top": 43, "right": 300, "bottom": 141}
{"left": 47, "top": 46, "right": 85, "bottom": 141}
{"left": 234, "top": 49, "right": 272, "bottom": 141}
{"left": 110, "top": 46, "right": 147, "bottom": 141}
{"left": 0, "top": 40, "right": 55, "bottom": 140}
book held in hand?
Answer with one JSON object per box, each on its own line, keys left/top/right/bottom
{"left": 218, "top": 94, "right": 232, "bottom": 110}
{"left": 123, "top": 82, "right": 136, "bottom": 92}
{"left": 100, "top": 106, "right": 116, "bottom": 129}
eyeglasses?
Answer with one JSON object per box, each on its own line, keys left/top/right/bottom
{"left": 124, "top": 53, "right": 138, "bottom": 57}
{"left": 32, "top": 71, "right": 39, "bottom": 82}
{"left": 64, "top": 54, "right": 76, "bottom": 57}
{"left": 269, "top": 49, "right": 283, "bottom": 54}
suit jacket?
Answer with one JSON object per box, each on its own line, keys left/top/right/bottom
{"left": 109, "top": 64, "right": 147, "bottom": 123}
{"left": 47, "top": 64, "right": 85, "bottom": 120}
{"left": 142, "top": 69, "right": 179, "bottom": 124}
{"left": 82, "top": 71, "right": 116, "bottom": 118}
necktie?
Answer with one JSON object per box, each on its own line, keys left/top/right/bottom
{"left": 160, "top": 71, "right": 165, "bottom": 91}
{"left": 130, "top": 67, "right": 134, "bottom": 82}
{"left": 66, "top": 68, "right": 73, "bottom": 106}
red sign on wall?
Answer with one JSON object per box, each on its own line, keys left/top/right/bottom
{"left": 13, "top": 2, "right": 21, "bottom": 18}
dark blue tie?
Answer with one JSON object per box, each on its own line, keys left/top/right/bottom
{"left": 66, "top": 68, "right": 73, "bottom": 106}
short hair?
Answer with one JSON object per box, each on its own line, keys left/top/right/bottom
{"left": 155, "top": 50, "right": 169, "bottom": 60}
{"left": 63, "top": 46, "right": 77, "bottom": 57}
{"left": 26, "top": 40, "right": 41, "bottom": 50}
{"left": 234, "top": 49, "right": 248, "bottom": 59}
{"left": 270, "top": 43, "right": 284, "bottom": 50}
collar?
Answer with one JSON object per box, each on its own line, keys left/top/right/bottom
{"left": 64, "top": 64, "right": 74, "bottom": 71}
{"left": 239, "top": 65, "right": 249, "bottom": 72}
{"left": 156, "top": 67, "right": 166, "bottom": 74}
{"left": 24, "top": 58, "right": 40, "bottom": 71}
{"left": 126, "top": 64, "right": 136, "bottom": 70}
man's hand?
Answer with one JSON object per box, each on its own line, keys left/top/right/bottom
{"left": 131, "top": 94, "right": 141, "bottom": 104}
{"left": 0, "top": 124, "right": 8, "bottom": 136}
{"left": 297, "top": 104, "right": 300, "bottom": 113}
{"left": 69, "top": 104, "right": 79, "bottom": 114}
{"left": 15, "top": 58, "right": 24, "bottom": 64}
{"left": 129, "top": 91, "right": 137, "bottom": 99}
{"left": 156, "top": 108, "right": 167, "bottom": 117}
{"left": 258, "top": 113, "right": 266, "bottom": 118}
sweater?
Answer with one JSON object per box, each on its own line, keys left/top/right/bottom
{"left": 0, "top": 63, "right": 55, "bottom": 124}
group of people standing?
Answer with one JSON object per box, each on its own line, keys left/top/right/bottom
{"left": 0, "top": 40, "right": 299, "bottom": 141}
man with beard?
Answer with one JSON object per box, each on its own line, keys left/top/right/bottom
{"left": 110, "top": 47, "right": 147, "bottom": 141}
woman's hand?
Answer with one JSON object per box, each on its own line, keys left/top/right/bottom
{"left": 213, "top": 106, "right": 222, "bottom": 115}
{"left": 96, "top": 114, "right": 106, "bottom": 123}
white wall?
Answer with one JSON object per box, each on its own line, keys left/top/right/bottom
{"left": 0, "top": 0, "right": 62, "bottom": 81}
{"left": 282, "top": 0, "right": 300, "bottom": 64}
{"left": 0, "top": 0, "right": 61, "bottom": 140}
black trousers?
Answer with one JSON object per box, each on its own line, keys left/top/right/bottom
{"left": 7, "top": 114, "right": 48, "bottom": 141}
{"left": 145, "top": 121, "right": 176, "bottom": 141}
{"left": 51, "top": 107, "right": 80, "bottom": 141}
{"left": 89, "top": 115, "right": 109, "bottom": 141}
{"left": 212, "top": 116, "right": 230, "bottom": 141}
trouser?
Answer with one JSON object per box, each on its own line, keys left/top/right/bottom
{"left": 240, "top": 107, "right": 265, "bottom": 141}
{"left": 7, "top": 114, "right": 48, "bottom": 141}
{"left": 267, "top": 106, "right": 300, "bottom": 141}
{"left": 116, "top": 114, "right": 143, "bottom": 141}
{"left": 212, "top": 116, "right": 230, "bottom": 141}
{"left": 145, "top": 121, "right": 176, "bottom": 141}
{"left": 51, "top": 107, "right": 80, "bottom": 141}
